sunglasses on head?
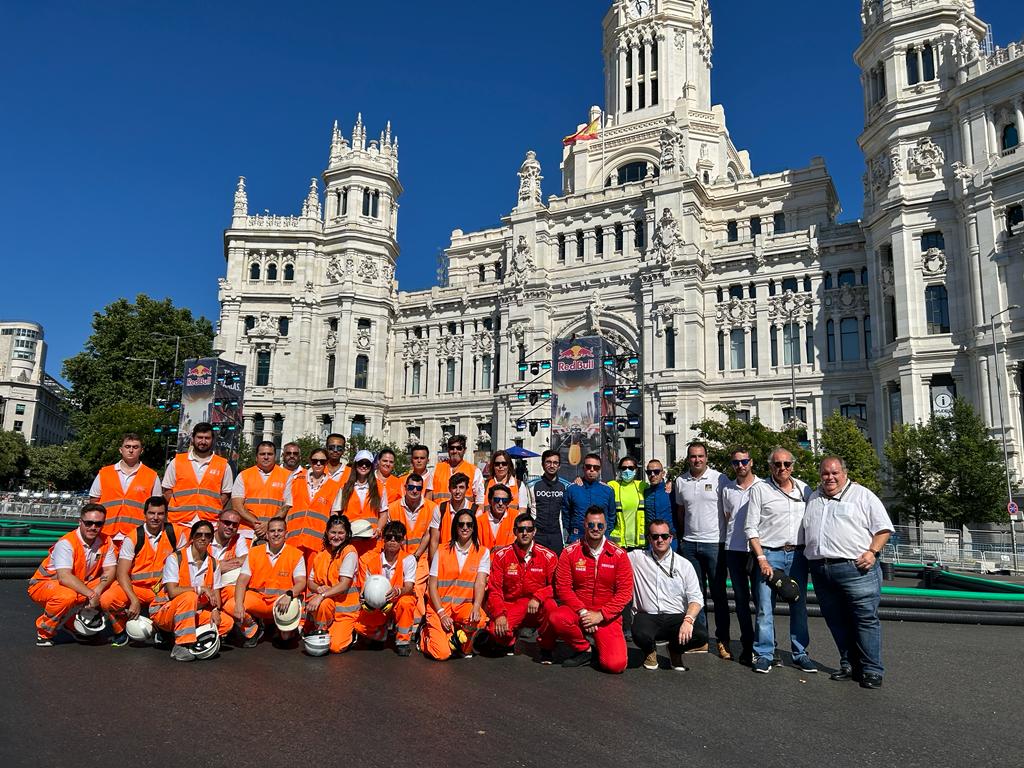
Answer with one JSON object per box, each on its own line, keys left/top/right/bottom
{"left": 383, "top": 533, "right": 403, "bottom": 542}
{"left": 586, "top": 521, "right": 605, "bottom": 530}
{"left": 515, "top": 526, "right": 535, "bottom": 534}
{"left": 81, "top": 519, "right": 104, "bottom": 528}
{"left": 649, "top": 532, "right": 672, "bottom": 541}
{"left": 732, "top": 458, "right": 751, "bottom": 466}
{"left": 772, "top": 461, "right": 794, "bottom": 469}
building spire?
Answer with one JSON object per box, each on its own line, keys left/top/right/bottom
{"left": 302, "top": 177, "right": 321, "bottom": 220}
{"left": 233, "top": 176, "right": 248, "bottom": 216}
{"left": 352, "top": 113, "right": 365, "bottom": 151}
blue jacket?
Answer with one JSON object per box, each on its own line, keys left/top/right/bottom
{"left": 643, "top": 481, "right": 675, "bottom": 536}
{"left": 562, "top": 479, "right": 617, "bottom": 543}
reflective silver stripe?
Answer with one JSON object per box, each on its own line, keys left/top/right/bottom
{"left": 174, "top": 610, "right": 197, "bottom": 622}
{"left": 102, "top": 515, "right": 144, "bottom": 526}
{"left": 259, "top": 587, "right": 289, "bottom": 596}
{"left": 174, "top": 626, "right": 196, "bottom": 637}
{"left": 408, "top": 536, "right": 422, "bottom": 546}
{"left": 244, "top": 497, "right": 285, "bottom": 507}
{"left": 437, "top": 579, "right": 476, "bottom": 590}
{"left": 103, "top": 500, "right": 146, "bottom": 510}
{"left": 169, "top": 505, "right": 220, "bottom": 514}
{"left": 334, "top": 604, "right": 360, "bottom": 614}
{"left": 305, "top": 510, "right": 330, "bottom": 523}
{"left": 439, "top": 595, "right": 470, "bottom": 605}
{"left": 131, "top": 570, "right": 163, "bottom": 582}
{"left": 173, "top": 488, "right": 222, "bottom": 500}
{"left": 288, "top": 528, "right": 324, "bottom": 541}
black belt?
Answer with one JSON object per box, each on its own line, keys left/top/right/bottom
{"left": 809, "top": 557, "right": 855, "bottom": 564}
{"left": 764, "top": 544, "right": 804, "bottom": 552}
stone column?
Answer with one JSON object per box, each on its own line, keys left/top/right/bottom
{"left": 631, "top": 46, "right": 640, "bottom": 110}
{"left": 986, "top": 108, "right": 998, "bottom": 156}
{"left": 1015, "top": 97, "right": 1024, "bottom": 149}
{"left": 960, "top": 116, "right": 973, "bottom": 166}
{"left": 618, "top": 46, "right": 628, "bottom": 114}
{"left": 643, "top": 39, "right": 653, "bottom": 107}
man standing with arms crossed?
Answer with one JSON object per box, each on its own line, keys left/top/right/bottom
{"left": 804, "top": 456, "right": 894, "bottom": 689}
{"left": 673, "top": 441, "right": 728, "bottom": 657}
{"left": 163, "top": 422, "right": 233, "bottom": 536}
{"left": 746, "top": 447, "right": 815, "bottom": 674}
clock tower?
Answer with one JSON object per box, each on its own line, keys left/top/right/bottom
{"left": 603, "top": 0, "right": 713, "bottom": 122}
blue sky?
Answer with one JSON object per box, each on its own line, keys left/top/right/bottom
{"left": 1, "top": 1, "right": 1020, "bottom": 381}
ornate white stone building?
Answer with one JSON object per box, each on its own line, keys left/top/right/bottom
{"left": 0, "top": 320, "right": 70, "bottom": 446}
{"left": 215, "top": 0, "right": 1024, "bottom": 476}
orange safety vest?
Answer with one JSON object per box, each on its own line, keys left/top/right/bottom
{"left": 238, "top": 465, "right": 290, "bottom": 532}
{"left": 387, "top": 498, "right": 437, "bottom": 557}
{"left": 379, "top": 473, "right": 403, "bottom": 504}
{"left": 169, "top": 453, "right": 228, "bottom": 526}
{"left": 286, "top": 475, "right": 342, "bottom": 552}
{"left": 246, "top": 543, "right": 303, "bottom": 598}
{"left": 338, "top": 479, "right": 386, "bottom": 523}
{"left": 310, "top": 544, "right": 360, "bottom": 613}
{"left": 127, "top": 524, "right": 179, "bottom": 589}
{"left": 435, "top": 502, "right": 479, "bottom": 547}
{"left": 476, "top": 510, "right": 517, "bottom": 550}
{"left": 96, "top": 463, "right": 159, "bottom": 538}
{"left": 432, "top": 460, "right": 478, "bottom": 505}
{"left": 150, "top": 548, "right": 216, "bottom": 610}
{"left": 29, "top": 531, "right": 113, "bottom": 585}
{"left": 359, "top": 549, "right": 408, "bottom": 590}
{"left": 484, "top": 476, "right": 522, "bottom": 517}
{"left": 434, "top": 543, "right": 485, "bottom": 611}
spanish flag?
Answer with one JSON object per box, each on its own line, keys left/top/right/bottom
{"left": 563, "top": 117, "right": 601, "bottom": 146}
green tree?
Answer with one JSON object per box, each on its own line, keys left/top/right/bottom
{"left": 818, "top": 410, "right": 880, "bottom": 492}
{"left": 346, "top": 434, "right": 411, "bottom": 476}
{"left": 63, "top": 294, "right": 214, "bottom": 415}
{"left": 25, "top": 444, "right": 91, "bottom": 491}
{"left": 293, "top": 433, "right": 325, "bottom": 463}
{"left": 235, "top": 439, "right": 255, "bottom": 473}
{"left": 74, "top": 402, "right": 167, "bottom": 475}
{"left": 930, "top": 398, "right": 1008, "bottom": 529}
{"left": 884, "top": 421, "right": 938, "bottom": 525}
{"left": 0, "top": 431, "right": 30, "bottom": 489}
{"left": 672, "top": 405, "right": 818, "bottom": 485}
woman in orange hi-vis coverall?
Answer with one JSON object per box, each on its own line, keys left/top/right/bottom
{"left": 420, "top": 510, "right": 490, "bottom": 660}
{"left": 150, "top": 520, "right": 234, "bottom": 661}
{"left": 304, "top": 515, "right": 363, "bottom": 653}
{"left": 225, "top": 517, "right": 306, "bottom": 647}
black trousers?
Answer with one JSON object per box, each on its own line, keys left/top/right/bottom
{"left": 631, "top": 612, "right": 709, "bottom": 654}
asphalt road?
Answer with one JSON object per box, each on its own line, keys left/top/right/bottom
{"left": 1, "top": 579, "right": 1021, "bottom": 768}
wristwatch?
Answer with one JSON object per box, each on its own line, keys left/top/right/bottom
{"left": 870, "top": 549, "right": 882, "bottom": 558}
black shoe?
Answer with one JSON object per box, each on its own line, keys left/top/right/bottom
{"left": 539, "top": 648, "right": 554, "bottom": 665}
{"left": 395, "top": 644, "right": 412, "bottom": 657}
{"left": 859, "top": 673, "right": 883, "bottom": 689}
{"left": 738, "top": 650, "right": 753, "bottom": 666}
{"left": 830, "top": 665, "right": 853, "bottom": 681}
{"left": 561, "top": 649, "right": 593, "bottom": 668}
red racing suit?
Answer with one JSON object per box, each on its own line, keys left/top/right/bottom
{"left": 485, "top": 542, "right": 558, "bottom": 649}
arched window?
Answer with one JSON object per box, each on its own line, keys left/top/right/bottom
{"left": 411, "top": 362, "right": 421, "bottom": 395}
{"left": 782, "top": 277, "right": 798, "bottom": 293}
{"left": 362, "top": 188, "right": 372, "bottom": 217}
{"left": 267, "top": 263, "right": 278, "bottom": 281}
{"left": 354, "top": 355, "right": 369, "bottom": 389}
{"left": 702, "top": 171, "right": 710, "bottom": 184}
{"left": 838, "top": 269, "right": 857, "bottom": 287}
{"left": 610, "top": 161, "right": 657, "bottom": 186}
{"left": 249, "top": 263, "right": 261, "bottom": 280}
{"left": 1004, "top": 124, "right": 1020, "bottom": 151}
{"left": 283, "top": 264, "right": 295, "bottom": 282}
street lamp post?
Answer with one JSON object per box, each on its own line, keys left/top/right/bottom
{"left": 125, "top": 357, "right": 158, "bottom": 407}
{"left": 151, "top": 332, "right": 207, "bottom": 381}
{"left": 989, "top": 304, "right": 1020, "bottom": 573}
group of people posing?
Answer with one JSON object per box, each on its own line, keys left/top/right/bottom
{"left": 26, "top": 424, "right": 894, "bottom": 687}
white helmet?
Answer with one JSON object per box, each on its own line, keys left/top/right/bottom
{"left": 73, "top": 607, "right": 107, "bottom": 637}
{"left": 125, "top": 616, "right": 154, "bottom": 642}
{"left": 349, "top": 518, "right": 375, "bottom": 539}
{"left": 362, "top": 574, "right": 392, "bottom": 610}
{"left": 192, "top": 623, "right": 221, "bottom": 660}
{"left": 303, "top": 632, "right": 331, "bottom": 657}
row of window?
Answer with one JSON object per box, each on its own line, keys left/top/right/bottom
{"left": 0, "top": 328, "right": 39, "bottom": 338}
{"left": 407, "top": 318, "right": 492, "bottom": 339}
{"left": 249, "top": 263, "right": 295, "bottom": 282}
{"left": 404, "top": 355, "right": 494, "bottom": 396}
{"left": 726, "top": 213, "right": 786, "bottom": 242}
{"left": 717, "top": 316, "right": 875, "bottom": 372}
{"left": 624, "top": 41, "right": 659, "bottom": 113}
{"left": 716, "top": 275, "right": 813, "bottom": 302}
{"left": 557, "top": 222, "right": 642, "bottom": 262}
{"left": 244, "top": 315, "right": 290, "bottom": 336}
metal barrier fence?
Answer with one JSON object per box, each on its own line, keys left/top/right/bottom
{"left": 0, "top": 500, "right": 82, "bottom": 519}
{"left": 888, "top": 524, "right": 1022, "bottom": 573}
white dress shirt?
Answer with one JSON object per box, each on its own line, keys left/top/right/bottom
{"left": 745, "top": 477, "right": 811, "bottom": 548}
{"left": 628, "top": 548, "right": 704, "bottom": 615}
{"left": 722, "top": 477, "right": 760, "bottom": 552}
{"left": 803, "top": 482, "right": 894, "bottom": 560}
{"left": 162, "top": 546, "right": 224, "bottom": 590}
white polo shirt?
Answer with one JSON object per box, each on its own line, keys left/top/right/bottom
{"left": 209, "top": 533, "right": 249, "bottom": 562}
{"left": 722, "top": 477, "right": 761, "bottom": 552}
{"left": 803, "top": 482, "right": 894, "bottom": 560}
{"left": 628, "top": 548, "right": 704, "bottom": 615}
{"left": 239, "top": 546, "right": 307, "bottom": 580}
{"left": 160, "top": 450, "right": 234, "bottom": 493}
{"left": 50, "top": 530, "right": 117, "bottom": 573}
{"left": 673, "top": 468, "right": 726, "bottom": 543}
{"left": 378, "top": 551, "right": 417, "bottom": 584}
{"left": 429, "top": 544, "right": 491, "bottom": 577}
{"left": 162, "top": 546, "right": 224, "bottom": 590}
{"left": 745, "top": 477, "right": 811, "bottom": 548}
{"left": 88, "top": 461, "right": 163, "bottom": 498}
{"left": 429, "top": 500, "right": 475, "bottom": 530}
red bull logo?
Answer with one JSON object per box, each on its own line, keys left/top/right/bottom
{"left": 557, "top": 344, "right": 596, "bottom": 372}
{"left": 185, "top": 363, "right": 214, "bottom": 387}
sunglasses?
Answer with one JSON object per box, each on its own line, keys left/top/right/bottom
{"left": 772, "top": 461, "right": 794, "bottom": 469}
{"left": 493, "top": 461, "right": 508, "bottom": 466}
{"left": 310, "top": 458, "right": 328, "bottom": 465}
{"left": 220, "top": 519, "right": 240, "bottom": 528}
{"left": 406, "top": 484, "right": 423, "bottom": 492}
{"left": 491, "top": 498, "right": 511, "bottom": 506}
{"left": 456, "top": 521, "right": 474, "bottom": 529}
{"left": 81, "top": 520, "right": 104, "bottom": 528}
{"left": 193, "top": 533, "right": 213, "bottom": 540}
{"left": 515, "top": 526, "right": 535, "bottom": 534}
{"left": 355, "top": 462, "right": 372, "bottom": 468}
{"left": 326, "top": 444, "right": 344, "bottom": 451}
{"left": 584, "top": 464, "right": 601, "bottom": 470}
{"left": 732, "top": 458, "right": 751, "bottom": 466}
{"left": 645, "top": 468, "right": 662, "bottom": 475}
{"left": 649, "top": 532, "right": 672, "bottom": 541}
{"left": 383, "top": 534, "right": 403, "bottom": 542}
{"left": 449, "top": 445, "right": 465, "bottom": 451}
{"left": 586, "top": 521, "right": 606, "bottom": 530}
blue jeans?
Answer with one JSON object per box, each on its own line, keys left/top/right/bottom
{"left": 680, "top": 541, "right": 730, "bottom": 643}
{"left": 753, "top": 549, "right": 810, "bottom": 662}
{"left": 809, "top": 559, "right": 884, "bottom": 677}
{"left": 725, "top": 550, "right": 756, "bottom": 655}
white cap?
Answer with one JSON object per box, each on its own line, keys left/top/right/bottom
{"left": 353, "top": 450, "right": 374, "bottom": 465}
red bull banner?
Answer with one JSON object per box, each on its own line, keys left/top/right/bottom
{"left": 550, "top": 337, "right": 617, "bottom": 482}
{"left": 177, "top": 358, "right": 246, "bottom": 468}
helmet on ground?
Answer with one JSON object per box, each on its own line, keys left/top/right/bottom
{"left": 192, "top": 623, "right": 221, "bottom": 660}
{"left": 273, "top": 593, "right": 302, "bottom": 632}
{"left": 349, "top": 519, "right": 375, "bottom": 539}
{"left": 362, "top": 574, "right": 391, "bottom": 610}
{"left": 73, "top": 607, "right": 107, "bottom": 637}
{"left": 125, "top": 616, "right": 154, "bottom": 642}
{"left": 303, "top": 632, "right": 331, "bottom": 657}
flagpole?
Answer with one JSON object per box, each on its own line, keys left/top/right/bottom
{"left": 599, "top": 109, "right": 607, "bottom": 191}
